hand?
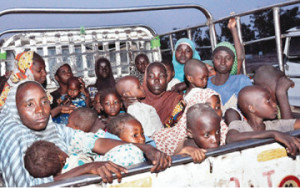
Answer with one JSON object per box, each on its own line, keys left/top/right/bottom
{"left": 122, "top": 96, "right": 138, "bottom": 109}
{"left": 180, "top": 146, "right": 206, "bottom": 163}
{"left": 78, "top": 77, "right": 87, "bottom": 94}
{"left": 276, "top": 76, "right": 295, "bottom": 95}
{"left": 143, "top": 145, "right": 171, "bottom": 173}
{"left": 227, "top": 17, "right": 236, "bottom": 30}
{"left": 89, "top": 161, "right": 128, "bottom": 183}
{"left": 274, "top": 132, "right": 300, "bottom": 157}
{"left": 61, "top": 104, "right": 76, "bottom": 114}
{"left": 171, "top": 82, "right": 186, "bottom": 94}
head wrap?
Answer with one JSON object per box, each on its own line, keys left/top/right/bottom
{"left": 172, "top": 38, "right": 201, "bottom": 82}
{"left": 50, "top": 62, "right": 72, "bottom": 86}
{"left": 213, "top": 41, "right": 237, "bottom": 75}
{"left": 203, "top": 60, "right": 214, "bottom": 68}
{"left": 0, "top": 51, "right": 36, "bottom": 109}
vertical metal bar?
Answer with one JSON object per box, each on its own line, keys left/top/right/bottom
{"left": 235, "top": 16, "right": 247, "bottom": 75}
{"left": 169, "top": 34, "right": 174, "bottom": 53}
{"left": 187, "top": 29, "right": 192, "bottom": 40}
{"left": 273, "top": 7, "right": 284, "bottom": 72}
{"left": 208, "top": 19, "right": 217, "bottom": 50}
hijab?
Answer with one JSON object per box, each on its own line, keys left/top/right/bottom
{"left": 172, "top": 38, "right": 201, "bottom": 82}
{"left": 214, "top": 41, "right": 238, "bottom": 75}
{"left": 142, "top": 63, "right": 183, "bottom": 124}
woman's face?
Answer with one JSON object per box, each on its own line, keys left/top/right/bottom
{"left": 16, "top": 82, "right": 50, "bottom": 131}
{"left": 97, "top": 61, "right": 110, "bottom": 79}
{"left": 32, "top": 60, "right": 47, "bottom": 84}
{"left": 146, "top": 64, "right": 167, "bottom": 95}
{"left": 56, "top": 65, "right": 73, "bottom": 85}
{"left": 175, "top": 44, "right": 193, "bottom": 64}
{"left": 213, "top": 50, "right": 234, "bottom": 74}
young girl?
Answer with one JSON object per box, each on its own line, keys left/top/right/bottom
{"left": 161, "top": 60, "right": 180, "bottom": 91}
{"left": 0, "top": 51, "right": 47, "bottom": 108}
{"left": 133, "top": 53, "right": 150, "bottom": 83}
{"left": 100, "top": 88, "right": 122, "bottom": 127}
{"left": 87, "top": 57, "right": 116, "bottom": 102}
{"left": 142, "top": 62, "right": 185, "bottom": 128}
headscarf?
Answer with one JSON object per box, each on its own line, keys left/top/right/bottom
{"left": 0, "top": 80, "right": 68, "bottom": 186}
{"left": 0, "top": 51, "right": 36, "bottom": 108}
{"left": 50, "top": 62, "right": 72, "bottom": 86}
{"left": 172, "top": 38, "right": 201, "bottom": 82}
{"left": 94, "top": 57, "right": 116, "bottom": 92}
{"left": 142, "top": 63, "right": 183, "bottom": 125}
{"left": 152, "top": 88, "right": 221, "bottom": 155}
{"left": 214, "top": 41, "right": 238, "bottom": 75}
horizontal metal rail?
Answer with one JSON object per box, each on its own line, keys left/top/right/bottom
{"left": 38, "top": 129, "right": 300, "bottom": 187}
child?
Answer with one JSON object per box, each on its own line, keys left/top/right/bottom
{"left": 226, "top": 85, "right": 300, "bottom": 156}
{"left": 100, "top": 88, "right": 122, "bottom": 127}
{"left": 87, "top": 57, "right": 116, "bottom": 101}
{"left": 254, "top": 65, "right": 294, "bottom": 119}
{"left": 67, "top": 108, "right": 98, "bottom": 132}
{"left": 53, "top": 77, "right": 90, "bottom": 124}
{"left": 142, "top": 62, "right": 185, "bottom": 128}
{"left": 92, "top": 92, "right": 102, "bottom": 115}
{"left": 115, "top": 75, "right": 163, "bottom": 136}
{"left": 133, "top": 53, "right": 150, "bottom": 83}
{"left": 24, "top": 140, "right": 93, "bottom": 178}
{"left": 161, "top": 60, "right": 181, "bottom": 91}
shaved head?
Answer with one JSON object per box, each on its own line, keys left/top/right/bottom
{"left": 184, "top": 59, "right": 208, "bottom": 77}
{"left": 115, "top": 76, "right": 139, "bottom": 96}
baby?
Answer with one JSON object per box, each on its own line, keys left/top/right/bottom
{"left": 161, "top": 60, "right": 180, "bottom": 91}
{"left": 67, "top": 107, "right": 99, "bottom": 132}
{"left": 227, "top": 85, "right": 300, "bottom": 156}
{"left": 115, "top": 75, "right": 163, "bottom": 136}
{"left": 24, "top": 140, "right": 94, "bottom": 178}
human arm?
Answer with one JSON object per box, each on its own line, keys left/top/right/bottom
{"left": 171, "top": 82, "right": 187, "bottom": 94}
{"left": 93, "top": 138, "right": 171, "bottom": 173}
{"left": 50, "top": 104, "right": 76, "bottom": 117}
{"left": 276, "top": 76, "right": 294, "bottom": 119}
{"left": 54, "top": 161, "right": 127, "bottom": 183}
{"left": 224, "top": 108, "right": 242, "bottom": 125}
{"left": 226, "top": 129, "right": 300, "bottom": 156}
{"left": 177, "top": 146, "right": 206, "bottom": 163}
{"left": 228, "top": 17, "right": 244, "bottom": 74}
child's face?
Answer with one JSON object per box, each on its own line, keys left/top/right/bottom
{"left": 206, "top": 95, "right": 222, "bottom": 118}
{"left": 130, "top": 78, "right": 146, "bottom": 99}
{"left": 187, "top": 67, "right": 208, "bottom": 88}
{"left": 102, "top": 93, "right": 121, "bottom": 117}
{"left": 67, "top": 81, "right": 80, "bottom": 99}
{"left": 146, "top": 65, "right": 167, "bottom": 95}
{"left": 175, "top": 44, "right": 193, "bottom": 64}
{"left": 164, "top": 65, "right": 174, "bottom": 83}
{"left": 97, "top": 61, "right": 110, "bottom": 79}
{"left": 205, "top": 64, "right": 216, "bottom": 77}
{"left": 213, "top": 50, "right": 234, "bottom": 74}
{"left": 188, "top": 115, "right": 220, "bottom": 149}
{"left": 119, "top": 119, "right": 146, "bottom": 144}
{"left": 16, "top": 83, "right": 50, "bottom": 131}
{"left": 32, "top": 60, "right": 47, "bottom": 84}
{"left": 252, "top": 89, "right": 278, "bottom": 120}
{"left": 135, "top": 56, "right": 149, "bottom": 74}
{"left": 56, "top": 65, "right": 73, "bottom": 85}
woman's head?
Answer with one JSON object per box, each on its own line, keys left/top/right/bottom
{"left": 53, "top": 63, "right": 73, "bottom": 85}
{"left": 100, "top": 88, "right": 122, "bottom": 117}
{"left": 146, "top": 62, "right": 168, "bottom": 95}
{"left": 95, "top": 57, "right": 112, "bottom": 79}
{"left": 212, "top": 42, "right": 237, "bottom": 75}
{"left": 174, "top": 38, "right": 199, "bottom": 65}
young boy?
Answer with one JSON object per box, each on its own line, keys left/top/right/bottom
{"left": 133, "top": 53, "right": 150, "bottom": 83}
{"left": 115, "top": 75, "right": 163, "bottom": 136}
{"left": 254, "top": 65, "right": 294, "bottom": 119}
{"left": 184, "top": 59, "right": 209, "bottom": 95}
{"left": 227, "top": 85, "right": 300, "bottom": 156}
{"left": 67, "top": 108, "right": 99, "bottom": 132}
{"left": 161, "top": 60, "right": 180, "bottom": 91}
{"left": 53, "top": 77, "right": 90, "bottom": 124}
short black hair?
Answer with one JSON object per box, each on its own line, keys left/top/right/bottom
{"left": 107, "top": 113, "right": 137, "bottom": 136}
{"left": 24, "top": 140, "right": 61, "bottom": 178}
{"left": 135, "top": 54, "right": 149, "bottom": 64}
{"left": 100, "top": 87, "right": 121, "bottom": 106}
{"left": 186, "top": 103, "right": 219, "bottom": 128}
{"left": 67, "top": 76, "right": 81, "bottom": 88}
{"left": 161, "top": 60, "right": 174, "bottom": 73}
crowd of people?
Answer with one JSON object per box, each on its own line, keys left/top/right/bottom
{"left": 0, "top": 18, "right": 299, "bottom": 187}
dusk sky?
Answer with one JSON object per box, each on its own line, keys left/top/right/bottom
{"left": 0, "top": 0, "right": 298, "bottom": 38}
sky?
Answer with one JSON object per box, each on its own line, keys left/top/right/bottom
{"left": 0, "top": 0, "right": 298, "bottom": 39}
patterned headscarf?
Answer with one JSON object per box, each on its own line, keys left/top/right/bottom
{"left": 0, "top": 51, "right": 35, "bottom": 108}
{"left": 172, "top": 38, "right": 201, "bottom": 82}
{"left": 152, "top": 88, "right": 221, "bottom": 155}
{"left": 214, "top": 41, "right": 238, "bottom": 75}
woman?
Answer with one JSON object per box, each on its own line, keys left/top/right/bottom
{"left": 0, "top": 51, "right": 46, "bottom": 108}
{"left": 0, "top": 80, "right": 170, "bottom": 187}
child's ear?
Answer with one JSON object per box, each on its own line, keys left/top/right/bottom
{"left": 187, "top": 128, "right": 193, "bottom": 138}
{"left": 248, "top": 105, "right": 255, "bottom": 113}
{"left": 186, "top": 75, "right": 193, "bottom": 83}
